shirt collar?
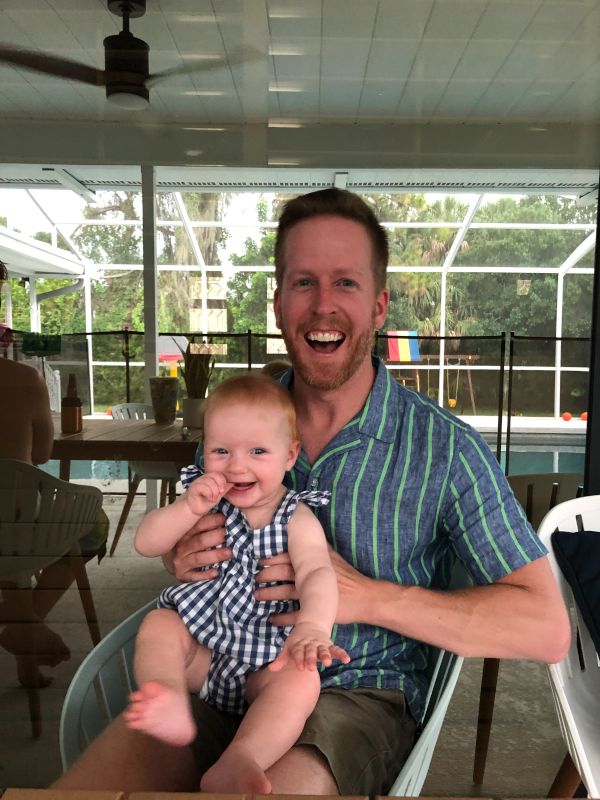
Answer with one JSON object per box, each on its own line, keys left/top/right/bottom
{"left": 278, "top": 357, "right": 398, "bottom": 445}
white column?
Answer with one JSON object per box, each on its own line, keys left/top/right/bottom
{"left": 141, "top": 165, "right": 158, "bottom": 510}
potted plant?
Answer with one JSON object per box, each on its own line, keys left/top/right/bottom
{"left": 179, "top": 337, "right": 215, "bottom": 427}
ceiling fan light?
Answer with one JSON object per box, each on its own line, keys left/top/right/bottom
{"left": 106, "top": 90, "right": 149, "bottom": 110}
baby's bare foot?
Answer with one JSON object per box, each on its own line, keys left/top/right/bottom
{"left": 124, "top": 681, "right": 196, "bottom": 746}
{"left": 200, "top": 749, "right": 272, "bottom": 794}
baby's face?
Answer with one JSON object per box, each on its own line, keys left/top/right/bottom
{"left": 203, "top": 401, "right": 299, "bottom": 510}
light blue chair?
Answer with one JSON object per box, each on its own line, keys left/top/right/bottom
{"left": 61, "top": 570, "right": 468, "bottom": 794}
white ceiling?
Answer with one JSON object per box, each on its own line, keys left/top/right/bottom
{"left": 0, "top": 0, "right": 599, "bottom": 180}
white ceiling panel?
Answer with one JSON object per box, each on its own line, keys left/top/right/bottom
{"left": 423, "top": 0, "right": 485, "bottom": 41}
{"left": 0, "top": 0, "right": 596, "bottom": 172}
{"left": 452, "top": 41, "right": 515, "bottom": 82}
{"left": 373, "top": 0, "right": 434, "bottom": 40}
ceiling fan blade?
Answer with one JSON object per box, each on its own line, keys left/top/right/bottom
{"left": 0, "top": 45, "right": 105, "bottom": 86}
{"left": 146, "top": 45, "right": 263, "bottom": 88}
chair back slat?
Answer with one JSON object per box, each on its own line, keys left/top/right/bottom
{"left": 111, "top": 403, "right": 153, "bottom": 421}
{"left": 507, "top": 472, "right": 583, "bottom": 530}
{"left": 0, "top": 459, "right": 102, "bottom": 581}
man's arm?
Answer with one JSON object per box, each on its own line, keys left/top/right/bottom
{"left": 258, "top": 551, "right": 570, "bottom": 664}
{"left": 328, "top": 550, "right": 570, "bottom": 662}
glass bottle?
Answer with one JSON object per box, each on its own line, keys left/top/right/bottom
{"left": 61, "top": 372, "right": 83, "bottom": 434}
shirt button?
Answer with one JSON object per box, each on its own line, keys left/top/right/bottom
{"left": 311, "top": 477, "right": 319, "bottom": 489}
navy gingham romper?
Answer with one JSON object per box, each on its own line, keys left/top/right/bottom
{"left": 159, "top": 465, "right": 330, "bottom": 714}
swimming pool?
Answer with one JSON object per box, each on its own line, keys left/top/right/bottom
{"left": 43, "top": 445, "right": 585, "bottom": 484}
{"left": 43, "top": 459, "right": 129, "bottom": 481}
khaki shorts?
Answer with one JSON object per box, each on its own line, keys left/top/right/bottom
{"left": 190, "top": 686, "right": 417, "bottom": 795}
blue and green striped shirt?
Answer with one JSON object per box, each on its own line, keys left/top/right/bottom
{"left": 280, "top": 358, "right": 546, "bottom": 721}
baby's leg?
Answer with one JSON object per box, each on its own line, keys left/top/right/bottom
{"left": 200, "top": 664, "right": 320, "bottom": 793}
{"left": 124, "top": 608, "right": 211, "bottom": 746}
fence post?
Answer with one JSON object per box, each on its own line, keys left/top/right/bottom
{"left": 505, "top": 332, "right": 515, "bottom": 475}
{"left": 495, "top": 333, "right": 506, "bottom": 463}
{"left": 122, "top": 328, "right": 131, "bottom": 403}
{"left": 247, "top": 329, "right": 252, "bottom": 370}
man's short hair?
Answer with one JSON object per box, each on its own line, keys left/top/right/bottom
{"left": 274, "top": 188, "right": 389, "bottom": 293}
{"left": 0, "top": 259, "right": 7, "bottom": 283}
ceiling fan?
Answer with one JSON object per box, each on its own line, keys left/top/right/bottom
{"left": 0, "top": 0, "right": 259, "bottom": 110}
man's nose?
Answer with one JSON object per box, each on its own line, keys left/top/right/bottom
{"left": 313, "top": 284, "right": 335, "bottom": 315}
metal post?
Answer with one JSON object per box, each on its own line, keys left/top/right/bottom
{"left": 505, "top": 332, "right": 515, "bottom": 475}
{"left": 584, "top": 178, "right": 600, "bottom": 495}
{"left": 495, "top": 333, "right": 506, "bottom": 462}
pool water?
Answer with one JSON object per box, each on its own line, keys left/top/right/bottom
{"left": 43, "top": 447, "right": 585, "bottom": 484}
{"left": 501, "top": 448, "right": 584, "bottom": 476}
{"left": 43, "top": 460, "right": 129, "bottom": 481}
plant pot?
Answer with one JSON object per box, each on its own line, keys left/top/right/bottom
{"left": 182, "top": 397, "right": 205, "bottom": 428}
{"left": 149, "top": 376, "right": 179, "bottom": 423}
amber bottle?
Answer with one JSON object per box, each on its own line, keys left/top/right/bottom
{"left": 61, "top": 372, "right": 83, "bottom": 434}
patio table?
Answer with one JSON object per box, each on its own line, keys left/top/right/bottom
{"left": 51, "top": 416, "right": 201, "bottom": 481}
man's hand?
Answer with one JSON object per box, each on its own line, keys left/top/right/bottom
{"left": 166, "top": 512, "right": 232, "bottom": 582}
{"left": 258, "top": 547, "right": 377, "bottom": 627}
{"left": 268, "top": 621, "right": 350, "bottom": 672}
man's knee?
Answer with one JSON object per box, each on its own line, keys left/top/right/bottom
{"left": 266, "top": 744, "right": 338, "bottom": 794}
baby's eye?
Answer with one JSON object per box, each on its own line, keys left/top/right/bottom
{"left": 251, "top": 447, "right": 266, "bottom": 455}
{"left": 212, "top": 447, "right": 228, "bottom": 455}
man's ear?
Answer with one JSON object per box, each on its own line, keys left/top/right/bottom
{"left": 273, "top": 287, "right": 282, "bottom": 329}
{"left": 374, "top": 287, "right": 389, "bottom": 330}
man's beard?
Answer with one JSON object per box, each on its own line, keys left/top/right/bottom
{"left": 281, "top": 313, "right": 376, "bottom": 392}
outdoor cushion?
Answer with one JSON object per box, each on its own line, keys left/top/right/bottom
{"left": 551, "top": 530, "right": 600, "bottom": 657}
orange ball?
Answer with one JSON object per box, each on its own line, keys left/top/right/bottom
{"left": 561, "top": 411, "right": 572, "bottom": 421}
{"left": 581, "top": 411, "right": 588, "bottom": 421}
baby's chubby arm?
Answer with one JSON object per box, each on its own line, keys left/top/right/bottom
{"left": 269, "top": 502, "right": 349, "bottom": 672}
{"left": 134, "top": 472, "right": 232, "bottom": 557}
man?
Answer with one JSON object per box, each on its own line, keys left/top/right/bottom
{"left": 0, "top": 308, "right": 71, "bottom": 683}
{"left": 54, "top": 189, "right": 569, "bottom": 794}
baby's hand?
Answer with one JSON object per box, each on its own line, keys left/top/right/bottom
{"left": 268, "top": 622, "right": 350, "bottom": 672}
{"left": 184, "top": 472, "right": 233, "bottom": 517}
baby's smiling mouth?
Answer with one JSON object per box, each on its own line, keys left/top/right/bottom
{"left": 305, "top": 330, "right": 345, "bottom": 353}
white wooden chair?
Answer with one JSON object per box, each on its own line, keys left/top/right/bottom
{"left": 473, "top": 471, "right": 584, "bottom": 784}
{"left": 538, "top": 495, "right": 600, "bottom": 798}
{"left": 0, "top": 458, "right": 103, "bottom": 738}
{"left": 109, "top": 403, "right": 180, "bottom": 556}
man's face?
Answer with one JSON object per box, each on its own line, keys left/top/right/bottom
{"left": 274, "top": 215, "right": 388, "bottom": 391}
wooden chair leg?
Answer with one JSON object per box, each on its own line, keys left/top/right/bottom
{"left": 20, "top": 621, "right": 42, "bottom": 739}
{"left": 70, "top": 555, "right": 101, "bottom": 646}
{"left": 548, "top": 752, "right": 582, "bottom": 798}
{"left": 159, "top": 479, "right": 168, "bottom": 507}
{"left": 168, "top": 480, "right": 177, "bottom": 504}
{"left": 109, "top": 476, "right": 141, "bottom": 556}
{"left": 473, "top": 656, "right": 500, "bottom": 784}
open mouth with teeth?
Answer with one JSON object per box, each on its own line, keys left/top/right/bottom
{"left": 305, "top": 330, "right": 345, "bottom": 353}
{"left": 229, "top": 481, "right": 256, "bottom": 492}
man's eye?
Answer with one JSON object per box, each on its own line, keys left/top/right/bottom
{"left": 294, "top": 278, "right": 312, "bottom": 288}
{"left": 338, "top": 278, "right": 357, "bottom": 288}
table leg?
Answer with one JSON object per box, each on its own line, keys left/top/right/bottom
{"left": 547, "top": 752, "right": 582, "bottom": 798}
{"left": 59, "top": 459, "right": 71, "bottom": 481}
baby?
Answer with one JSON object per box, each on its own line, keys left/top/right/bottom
{"left": 124, "top": 373, "right": 348, "bottom": 793}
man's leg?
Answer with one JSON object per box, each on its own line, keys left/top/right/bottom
{"left": 51, "top": 714, "right": 199, "bottom": 792}
{"left": 267, "top": 744, "right": 339, "bottom": 794}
